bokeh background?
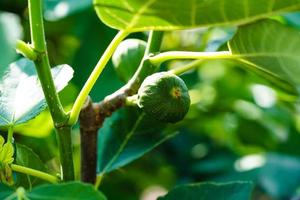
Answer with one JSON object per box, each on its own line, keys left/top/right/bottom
{"left": 2, "top": 1, "right": 300, "bottom": 199}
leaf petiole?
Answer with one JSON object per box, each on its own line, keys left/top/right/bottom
{"left": 68, "top": 30, "right": 130, "bottom": 126}
{"left": 94, "top": 174, "right": 103, "bottom": 189}
{"left": 11, "top": 164, "right": 59, "bottom": 184}
{"left": 148, "top": 51, "right": 237, "bottom": 65}
{"left": 15, "top": 40, "right": 37, "bottom": 61}
{"left": 169, "top": 60, "right": 204, "bottom": 75}
{"left": 125, "top": 95, "right": 138, "bottom": 106}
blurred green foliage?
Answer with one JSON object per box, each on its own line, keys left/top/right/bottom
{"left": 1, "top": 1, "right": 300, "bottom": 200}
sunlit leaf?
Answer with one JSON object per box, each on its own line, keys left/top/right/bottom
{"left": 0, "top": 138, "right": 14, "bottom": 165}
{"left": 229, "top": 19, "right": 300, "bottom": 94}
{"left": 94, "top": 0, "right": 300, "bottom": 32}
{"left": 0, "top": 11, "right": 22, "bottom": 76}
{"left": 0, "top": 58, "right": 74, "bottom": 127}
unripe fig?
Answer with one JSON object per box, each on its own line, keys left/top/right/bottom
{"left": 137, "top": 72, "right": 190, "bottom": 123}
{"left": 112, "top": 39, "right": 147, "bottom": 82}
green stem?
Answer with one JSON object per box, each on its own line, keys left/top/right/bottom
{"left": 69, "top": 30, "right": 129, "bottom": 125}
{"left": 7, "top": 126, "right": 14, "bottom": 143}
{"left": 56, "top": 126, "right": 75, "bottom": 181}
{"left": 148, "top": 51, "right": 235, "bottom": 65}
{"left": 16, "top": 188, "right": 27, "bottom": 200}
{"left": 146, "top": 31, "right": 164, "bottom": 54}
{"left": 11, "top": 164, "right": 58, "bottom": 184}
{"left": 94, "top": 174, "right": 103, "bottom": 189}
{"left": 28, "top": 0, "right": 46, "bottom": 53}
{"left": 16, "top": 40, "right": 37, "bottom": 61}
{"left": 125, "top": 95, "right": 138, "bottom": 106}
{"left": 127, "top": 31, "right": 164, "bottom": 91}
{"left": 28, "top": 0, "right": 67, "bottom": 125}
{"left": 169, "top": 60, "right": 204, "bottom": 75}
{"left": 28, "top": 0, "right": 74, "bottom": 181}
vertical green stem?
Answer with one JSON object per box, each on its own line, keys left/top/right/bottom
{"left": 146, "top": 31, "right": 164, "bottom": 54}
{"left": 128, "top": 31, "right": 164, "bottom": 91}
{"left": 7, "top": 126, "right": 14, "bottom": 143}
{"left": 28, "top": 0, "right": 74, "bottom": 181}
{"left": 56, "top": 126, "right": 75, "bottom": 181}
{"left": 28, "top": 0, "right": 46, "bottom": 52}
{"left": 28, "top": 0, "right": 66, "bottom": 124}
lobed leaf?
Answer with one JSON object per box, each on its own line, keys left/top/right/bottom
{"left": 94, "top": 0, "right": 300, "bottom": 32}
{"left": 229, "top": 19, "right": 300, "bottom": 94}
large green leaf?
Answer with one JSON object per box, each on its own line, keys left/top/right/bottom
{"left": 158, "top": 182, "right": 254, "bottom": 200}
{"left": 27, "top": 182, "right": 106, "bottom": 200}
{"left": 98, "top": 108, "right": 177, "bottom": 174}
{"left": 0, "top": 58, "right": 74, "bottom": 127}
{"left": 15, "top": 144, "right": 48, "bottom": 189}
{"left": 0, "top": 184, "right": 14, "bottom": 199}
{"left": 0, "top": 182, "right": 107, "bottom": 200}
{"left": 94, "top": 0, "right": 300, "bottom": 32}
{"left": 229, "top": 20, "right": 300, "bottom": 94}
{"left": 0, "top": 11, "right": 22, "bottom": 76}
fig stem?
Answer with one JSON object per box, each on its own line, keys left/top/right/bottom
{"left": 125, "top": 95, "right": 139, "bottom": 106}
{"left": 15, "top": 40, "right": 37, "bottom": 61}
{"left": 69, "top": 30, "right": 129, "bottom": 126}
{"left": 148, "top": 51, "right": 237, "bottom": 65}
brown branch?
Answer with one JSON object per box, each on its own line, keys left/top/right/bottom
{"left": 78, "top": 86, "right": 131, "bottom": 183}
{"left": 79, "top": 97, "right": 100, "bottom": 183}
{"left": 95, "top": 85, "right": 133, "bottom": 119}
{"left": 79, "top": 31, "right": 164, "bottom": 184}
